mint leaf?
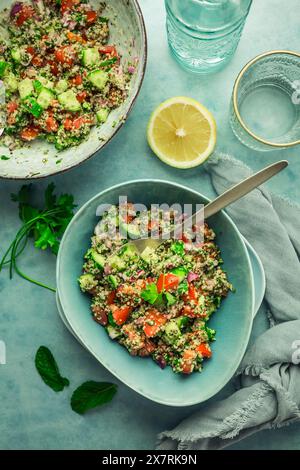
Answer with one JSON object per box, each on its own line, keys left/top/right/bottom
{"left": 141, "top": 283, "right": 159, "bottom": 304}
{"left": 205, "top": 326, "right": 216, "bottom": 342}
{"left": 165, "top": 292, "right": 176, "bottom": 306}
{"left": 35, "top": 346, "right": 70, "bottom": 392}
{"left": 71, "top": 381, "right": 117, "bottom": 415}
{"left": 171, "top": 240, "right": 185, "bottom": 257}
{"left": 178, "top": 280, "right": 188, "bottom": 294}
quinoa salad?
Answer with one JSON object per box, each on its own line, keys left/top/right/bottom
{"left": 0, "top": 1, "right": 134, "bottom": 151}
{"left": 79, "top": 203, "right": 233, "bottom": 375}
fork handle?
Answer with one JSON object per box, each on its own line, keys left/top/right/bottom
{"left": 170, "top": 160, "right": 288, "bottom": 238}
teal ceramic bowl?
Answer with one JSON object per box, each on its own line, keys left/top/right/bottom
{"left": 57, "top": 180, "right": 254, "bottom": 406}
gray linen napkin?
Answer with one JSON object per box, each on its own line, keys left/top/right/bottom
{"left": 157, "top": 153, "right": 300, "bottom": 450}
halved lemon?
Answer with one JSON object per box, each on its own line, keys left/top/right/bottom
{"left": 147, "top": 96, "right": 217, "bottom": 169}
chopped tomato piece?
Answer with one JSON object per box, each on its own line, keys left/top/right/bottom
{"left": 63, "top": 118, "right": 73, "bottom": 130}
{"left": 180, "top": 233, "right": 190, "bottom": 243}
{"left": 76, "top": 91, "right": 87, "bottom": 103}
{"left": 26, "top": 46, "right": 35, "bottom": 56}
{"left": 72, "top": 115, "right": 93, "bottom": 129}
{"left": 70, "top": 74, "right": 83, "bottom": 86}
{"left": 182, "top": 284, "right": 199, "bottom": 304}
{"left": 72, "top": 117, "right": 83, "bottom": 129}
{"left": 7, "top": 102, "right": 18, "bottom": 114}
{"left": 32, "top": 56, "right": 44, "bottom": 67}
{"left": 107, "top": 291, "right": 116, "bottom": 305}
{"left": 197, "top": 343, "right": 212, "bottom": 358}
{"left": 123, "top": 214, "right": 134, "bottom": 223}
{"left": 46, "top": 60, "right": 59, "bottom": 76}
{"left": 99, "top": 45, "right": 118, "bottom": 57}
{"left": 85, "top": 10, "right": 97, "bottom": 24}
{"left": 16, "top": 5, "right": 35, "bottom": 27}
{"left": 143, "top": 310, "right": 167, "bottom": 338}
{"left": 181, "top": 305, "right": 206, "bottom": 319}
{"left": 183, "top": 284, "right": 198, "bottom": 302}
{"left": 55, "top": 46, "right": 75, "bottom": 66}
{"left": 182, "top": 363, "right": 193, "bottom": 374}
{"left": 67, "top": 31, "right": 85, "bottom": 43}
{"left": 61, "top": 0, "right": 80, "bottom": 14}
{"left": 20, "top": 127, "right": 39, "bottom": 142}
{"left": 182, "top": 350, "right": 197, "bottom": 374}
{"left": 183, "top": 350, "right": 196, "bottom": 360}
{"left": 148, "top": 220, "right": 158, "bottom": 231}
{"left": 46, "top": 116, "right": 58, "bottom": 133}
{"left": 111, "top": 305, "right": 132, "bottom": 326}
{"left": 157, "top": 273, "right": 180, "bottom": 293}
{"left": 189, "top": 285, "right": 198, "bottom": 301}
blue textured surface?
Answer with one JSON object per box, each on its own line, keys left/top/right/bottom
{"left": 0, "top": 0, "right": 300, "bottom": 450}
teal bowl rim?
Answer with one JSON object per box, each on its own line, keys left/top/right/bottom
{"left": 56, "top": 179, "right": 255, "bottom": 406}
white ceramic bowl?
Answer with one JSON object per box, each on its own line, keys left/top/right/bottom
{"left": 0, "top": 0, "right": 147, "bottom": 179}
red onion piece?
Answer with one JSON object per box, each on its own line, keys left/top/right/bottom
{"left": 104, "top": 265, "right": 112, "bottom": 275}
{"left": 187, "top": 272, "right": 199, "bottom": 283}
{"left": 156, "top": 356, "right": 167, "bottom": 369}
{"left": 10, "top": 2, "right": 23, "bottom": 17}
{"left": 128, "top": 65, "right": 135, "bottom": 74}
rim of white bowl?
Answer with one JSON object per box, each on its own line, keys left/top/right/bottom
{"left": 0, "top": 0, "right": 148, "bottom": 180}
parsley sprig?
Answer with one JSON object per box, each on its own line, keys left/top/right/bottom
{"left": 0, "top": 183, "right": 76, "bottom": 292}
{"left": 141, "top": 282, "right": 177, "bottom": 306}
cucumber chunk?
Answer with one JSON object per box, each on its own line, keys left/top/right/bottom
{"left": 78, "top": 273, "right": 97, "bottom": 291}
{"left": 90, "top": 249, "right": 105, "bottom": 269}
{"left": 4, "top": 72, "right": 18, "bottom": 92}
{"left": 96, "top": 108, "right": 109, "bottom": 123}
{"left": 106, "top": 325, "right": 121, "bottom": 340}
{"left": 37, "top": 87, "right": 54, "bottom": 109}
{"left": 107, "top": 274, "right": 118, "bottom": 289}
{"left": 119, "top": 220, "right": 141, "bottom": 239}
{"left": 141, "top": 246, "right": 155, "bottom": 263}
{"left": 82, "top": 48, "right": 99, "bottom": 67}
{"left": 55, "top": 79, "right": 68, "bottom": 94}
{"left": 58, "top": 90, "right": 81, "bottom": 112}
{"left": 36, "top": 75, "right": 54, "bottom": 90}
{"left": 11, "top": 49, "right": 21, "bottom": 63}
{"left": 87, "top": 70, "right": 108, "bottom": 90}
{"left": 110, "top": 255, "right": 126, "bottom": 272}
{"left": 18, "top": 78, "right": 34, "bottom": 99}
{"left": 0, "top": 61, "right": 7, "bottom": 78}
{"left": 163, "top": 320, "right": 181, "bottom": 345}
{"left": 119, "top": 244, "right": 138, "bottom": 260}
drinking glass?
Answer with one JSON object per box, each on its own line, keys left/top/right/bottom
{"left": 230, "top": 51, "right": 300, "bottom": 151}
{"left": 165, "top": 0, "right": 252, "bottom": 74}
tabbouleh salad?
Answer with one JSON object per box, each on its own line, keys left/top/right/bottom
{"left": 79, "top": 203, "right": 233, "bottom": 375}
{"left": 0, "top": 1, "right": 134, "bottom": 151}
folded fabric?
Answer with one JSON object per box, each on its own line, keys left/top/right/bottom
{"left": 157, "top": 153, "right": 300, "bottom": 450}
